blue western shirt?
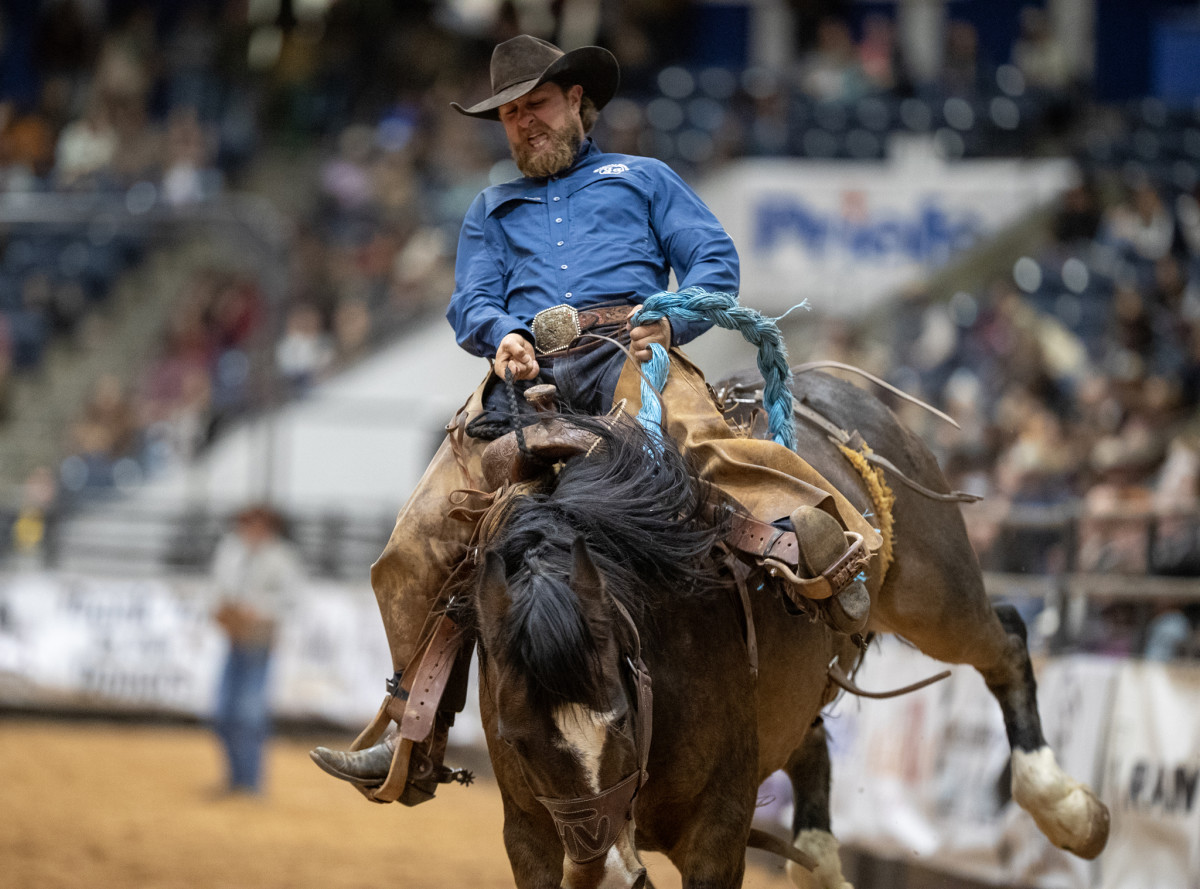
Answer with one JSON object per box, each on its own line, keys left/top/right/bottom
{"left": 446, "top": 139, "right": 740, "bottom": 357}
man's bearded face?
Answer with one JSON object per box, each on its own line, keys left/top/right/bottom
{"left": 500, "top": 83, "right": 585, "bottom": 179}
{"left": 511, "top": 116, "right": 583, "bottom": 178}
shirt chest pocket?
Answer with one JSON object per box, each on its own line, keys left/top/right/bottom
{"left": 566, "top": 177, "right": 652, "bottom": 255}
{"left": 491, "top": 198, "right": 555, "bottom": 290}
{"left": 492, "top": 198, "right": 550, "bottom": 261}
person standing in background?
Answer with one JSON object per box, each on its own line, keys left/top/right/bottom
{"left": 210, "top": 504, "right": 305, "bottom": 795}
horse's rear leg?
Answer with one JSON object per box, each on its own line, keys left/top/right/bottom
{"left": 783, "top": 720, "right": 853, "bottom": 889}
{"left": 878, "top": 566, "right": 1109, "bottom": 859}
{"left": 987, "top": 605, "right": 1110, "bottom": 859}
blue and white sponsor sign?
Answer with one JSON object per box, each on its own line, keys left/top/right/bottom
{"left": 698, "top": 155, "right": 1074, "bottom": 315}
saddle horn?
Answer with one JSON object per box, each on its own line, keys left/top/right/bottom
{"left": 481, "top": 418, "right": 602, "bottom": 491}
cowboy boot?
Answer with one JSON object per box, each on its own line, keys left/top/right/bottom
{"left": 789, "top": 505, "right": 871, "bottom": 636}
{"left": 310, "top": 710, "right": 467, "bottom": 806}
{"left": 311, "top": 729, "right": 398, "bottom": 785}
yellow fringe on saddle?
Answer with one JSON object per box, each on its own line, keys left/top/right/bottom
{"left": 837, "top": 442, "right": 895, "bottom": 580}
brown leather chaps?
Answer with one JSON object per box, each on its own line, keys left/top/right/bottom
{"left": 370, "top": 350, "right": 881, "bottom": 671}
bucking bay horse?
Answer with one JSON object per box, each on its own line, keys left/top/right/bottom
{"left": 467, "top": 367, "right": 1109, "bottom": 889}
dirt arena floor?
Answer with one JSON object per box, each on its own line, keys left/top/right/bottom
{"left": 1, "top": 716, "right": 801, "bottom": 889}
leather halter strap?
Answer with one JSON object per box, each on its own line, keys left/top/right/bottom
{"left": 535, "top": 598, "right": 653, "bottom": 864}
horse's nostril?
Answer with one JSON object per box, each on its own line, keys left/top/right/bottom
{"left": 631, "top": 868, "right": 647, "bottom": 889}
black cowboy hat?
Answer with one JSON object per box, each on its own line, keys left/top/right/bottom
{"left": 451, "top": 35, "right": 619, "bottom": 121}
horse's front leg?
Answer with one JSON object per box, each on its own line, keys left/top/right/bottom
{"left": 498, "top": 791, "right": 566, "bottom": 889}
{"left": 661, "top": 777, "right": 756, "bottom": 889}
{"left": 670, "top": 807, "right": 751, "bottom": 888}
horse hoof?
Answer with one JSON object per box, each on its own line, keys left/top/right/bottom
{"left": 1011, "top": 747, "right": 1111, "bottom": 860}
{"left": 786, "top": 830, "right": 853, "bottom": 889}
{"left": 1064, "top": 800, "right": 1110, "bottom": 860}
{"left": 1031, "top": 787, "right": 1110, "bottom": 860}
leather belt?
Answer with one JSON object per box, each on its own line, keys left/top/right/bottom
{"left": 531, "top": 304, "right": 633, "bottom": 354}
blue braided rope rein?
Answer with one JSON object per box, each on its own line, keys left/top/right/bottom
{"left": 634, "top": 342, "right": 670, "bottom": 449}
{"left": 631, "top": 287, "right": 803, "bottom": 452}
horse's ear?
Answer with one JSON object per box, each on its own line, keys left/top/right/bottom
{"left": 571, "top": 537, "right": 614, "bottom": 653}
{"left": 476, "top": 549, "right": 511, "bottom": 644}
{"left": 569, "top": 536, "right": 606, "bottom": 607}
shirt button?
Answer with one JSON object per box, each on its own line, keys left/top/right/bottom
{"left": 555, "top": 217, "right": 563, "bottom": 223}
{"left": 560, "top": 264, "right": 568, "bottom": 270}
{"left": 565, "top": 292, "right": 573, "bottom": 299}
{"left": 553, "top": 196, "right": 561, "bottom": 202}
{"left": 557, "top": 241, "right": 564, "bottom": 246}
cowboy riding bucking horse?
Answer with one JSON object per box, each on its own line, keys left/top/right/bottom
{"left": 310, "top": 33, "right": 881, "bottom": 804}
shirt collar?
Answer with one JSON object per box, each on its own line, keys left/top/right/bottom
{"left": 528, "top": 137, "right": 601, "bottom": 182}
{"left": 563, "top": 137, "right": 602, "bottom": 174}
{"left": 483, "top": 139, "right": 604, "bottom": 214}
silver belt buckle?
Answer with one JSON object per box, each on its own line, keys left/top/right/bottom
{"left": 531, "top": 304, "right": 581, "bottom": 354}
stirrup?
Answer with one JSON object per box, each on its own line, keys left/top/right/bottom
{"left": 345, "top": 718, "right": 473, "bottom": 807}
{"left": 329, "top": 611, "right": 472, "bottom": 804}
{"left": 387, "top": 720, "right": 476, "bottom": 807}
{"left": 764, "top": 506, "right": 872, "bottom": 636}
{"left": 763, "top": 531, "right": 866, "bottom": 599}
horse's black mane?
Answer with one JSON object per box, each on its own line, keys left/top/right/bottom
{"left": 482, "top": 412, "right": 726, "bottom": 711}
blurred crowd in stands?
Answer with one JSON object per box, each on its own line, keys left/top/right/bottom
{"left": 871, "top": 162, "right": 1200, "bottom": 657}
{"left": 883, "top": 168, "right": 1200, "bottom": 579}
{"left": 1, "top": 2, "right": 1198, "bottom": 652}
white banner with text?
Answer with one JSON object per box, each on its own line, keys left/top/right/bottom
{"left": 0, "top": 571, "right": 394, "bottom": 728}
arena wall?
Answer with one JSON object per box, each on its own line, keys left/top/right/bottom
{"left": 1, "top": 571, "right": 1195, "bottom": 889}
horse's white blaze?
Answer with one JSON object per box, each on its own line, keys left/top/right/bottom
{"left": 561, "top": 829, "right": 643, "bottom": 889}
{"left": 553, "top": 703, "right": 614, "bottom": 794}
{"left": 1011, "top": 746, "right": 1108, "bottom": 855}
{"left": 553, "top": 704, "right": 646, "bottom": 888}
{"left": 603, "top": 835, "right": 644, "bottom": 888}
{"left": 787, "top": 829, "right": 853, "bottom": 889}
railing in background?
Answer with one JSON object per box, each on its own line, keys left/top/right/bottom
{"left": 0, "top": 495, "right": 397, "bottom": 582}
{"left": 2, "top": 497, "right": 1195, "bottom": 652}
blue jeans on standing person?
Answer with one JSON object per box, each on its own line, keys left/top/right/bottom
{"left": 214, "top": 643, "right": 273, "bottom": 793}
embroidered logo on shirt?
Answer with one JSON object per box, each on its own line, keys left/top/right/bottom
{"left": 593, "top": 163, "right": 629, "bottom": 175}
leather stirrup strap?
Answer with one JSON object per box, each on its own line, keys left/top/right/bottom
{"left": 354, "top": 610, "right": 469, "bottom": 804}
{"left": 723, "top": 552, "right": 759, "bottom": 677}
{"left": 397, "top": 611, "right": 465, "bottom": 743}
{"left": 725, "top": 511, "right": 801, "bottom": 566}
{"left": 371, "top": 612, "right": 466, "bottom": 803}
